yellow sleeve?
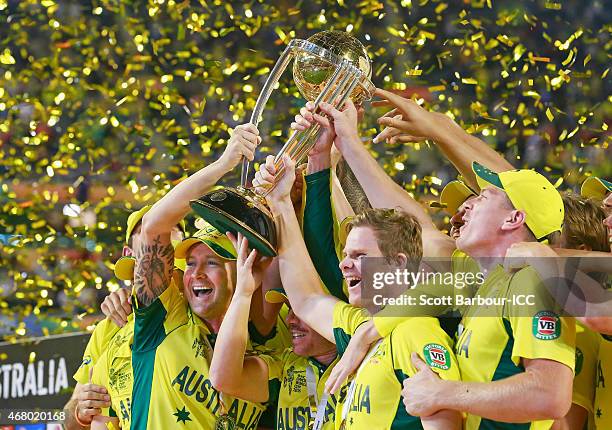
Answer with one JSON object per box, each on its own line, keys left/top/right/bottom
{"left": 249, "top": 305, "right": 292, "bottom": 353}
{"left": 332, "top": 301, "right": 371, "bottom": 355}
{"left": 572, "top": 323, "right": 600, "bottom": 412}
{"left": 450, "top": 249, "right": 480, "bottom": 276}
{"left": 391, "top": 318, "right": 461, "bottom": 382}
{"left": 90, "top": 350, "right": 111, "bottom": 417}
{"left": 74, "top": 318, "right": 120, "bottom": 384}
{"left": 374, "top": 316, "right": 410, "bottom": 338}
{"left": 505, "top": 267, "right": 576, "bottom": 370}
{"left": 256, "top": 348, "right": 288, "bottom": 382}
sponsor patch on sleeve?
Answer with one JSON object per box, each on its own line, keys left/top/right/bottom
{"left": 532, "top": 311, "right": 561, "bottom": 340}
{"left": 423, "top": 343, "right": 451, "bottom": 371}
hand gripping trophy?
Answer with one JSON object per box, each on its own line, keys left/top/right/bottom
{"left": 191, "top": 31, "right": 375, "bottom": 256}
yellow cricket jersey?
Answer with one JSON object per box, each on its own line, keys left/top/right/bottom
{"left": 249, "top": 306, "right": 293, "bottom": 429}
{"left": 594, "top": 334, "right": 612, "bottom": 429}
{"left": 90, "top": 319, "right": 135, "bottom": 428}
{"left": 572, "top": 322, "right": 600, "bottom": 418}
{"left": 73, "top": 316, "right": 124, "bottom": 384}
{"left": 131, "top": 284, "right": 269, "bottom": 430}
{"left": 454, "top": 263, "right": 576, "bottom": 430}
{"left": 249, "top": 304, "right": 292, "bottom": 353}
{"left": 265, "top": 348, "right": 342, "bottom": 430}
{"left": 333, "top": 302, "right": 461, "bottom": 429}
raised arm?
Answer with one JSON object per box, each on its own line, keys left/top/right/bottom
{"left": 134, "top": 124, "right": 260, "bottom": 307}
{"left": 316, "top": 100, "right": 456, "bottom": 259}
{"left": 254, "top": 155, "right": 339, "bottom": 342}
{"left": 373, "top": 88, "right": 514, "bottom": 191}
{"left": 209, "top": 234, "right": 272, "bottom": 403}
{"left": 248, "top": 257, "right": 283, "bottom": 338}
{"left": 295, "top": 103, "right": 346, "bottom": 300}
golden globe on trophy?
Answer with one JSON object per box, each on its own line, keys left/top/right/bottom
{"left": 190, "top": 30, "right": 375, "bottom": 256}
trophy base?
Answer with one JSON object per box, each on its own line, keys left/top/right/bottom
{"left": 190, "top": 187, "right": 277, "bottom": 257}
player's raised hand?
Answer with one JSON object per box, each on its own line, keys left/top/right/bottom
{"left": 316, "top": 100, "right": 360, "bottom": 152}
{"left": 101, "top": 288, "right": 132, "bottom": 327}
{"left": 219, "top": 123, "right": 261, "bottom": 170}
{"left": 372, "top": 88, "right": 441, "bottom": 144}
{"left": 252, "top": 154, "right": 296, "bottom": 207}
{"left": 227, "top": 232, "right": 271, "bottom": 296}
{"left": 291, "top": 101, "right": 335, "bottom": 159}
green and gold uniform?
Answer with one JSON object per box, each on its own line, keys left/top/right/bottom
{"left": 454, "top": 262, "right": 576, "bottom": 430}
{"left": 131, "top": 284, "right": 269, "bottom": 429}
{"left": 303, "top": 168, "right": 349, "bottom": 302}
{"left": 333, "top": 302, "right": 461, "bottom": 429}
{"left": 74, "top": 316, "right": 125, "bottom": 384}
{"left": 249, "top": 306, "right": 292, "bottom": 353}
{"left": 252, "top": 168, "right": 349, "bottom": 429}
{"left": 91, "top": 320, "right": 135, "bottom": 428}
{"left": 594, "top": 334, "right": 612, "bottom": 429}
{"left": 572, "top": 322, "right": 600, "bottom": 427}
{"left": 264, "top": 349, "right": 342, "bottom": 430}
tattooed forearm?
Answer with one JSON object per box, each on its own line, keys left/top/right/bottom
{"left": 133, "top": 235, "right": 175, "bottom": 307}
{"left": 336, "top": 159, "right": 371, "bottom": 214}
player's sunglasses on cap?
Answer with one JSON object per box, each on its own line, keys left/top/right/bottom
{"left": 581, "top": 177, "right": 612, "bottom": 200}
{"left": 472, "top": 162, "right": 564, "bottom": 242}
{"left": 434, "top": 180, "right": 477, "bottom": 214}
{"left": 114, "top": 206, "right": 188, "bottom": 280}
{"left": 174, "top": 220, "right": 237, "bottom": 261}
{"left": 265, "top": 287, "right": 289, "bottom": 305}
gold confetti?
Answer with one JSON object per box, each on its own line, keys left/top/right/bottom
{"left": 0, "top": 0, "right": 607, "bottom": 342}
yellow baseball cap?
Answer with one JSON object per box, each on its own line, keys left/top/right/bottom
{"left": 581, "top": 177, "right": 612, "bottom": 200}
{"left": 265, "top": 287, "right": 289, "bottom": 304}
{"left": 337, "top": 216, "right": 354, "bottom": 250}
{"left": 114, "top": 206, "right": 188, "bottom": 280}
{"left": 439, "top": 180, "right": 477, "bottom": 214}
{"left": 174, "top": 221, "right": 236, "bottom": 260}
{"left": 124, "top": 205, "right": 151, "bottom": 243}
{"left": 472, "top": 162, "right": 564, "bottom": 241}
{"left": 114, "top": 206, "right": 152, "bottom": 280}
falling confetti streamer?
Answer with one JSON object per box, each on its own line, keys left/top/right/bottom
{"left": 0, "top": 0, "right": 609, "bottom": 340}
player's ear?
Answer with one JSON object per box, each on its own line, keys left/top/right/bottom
{"left": 122, "top": 245, "right": 133, "bottom": 257}
{"left": 393, "top": 252, "right": 408, "bottom": 269}
{"left": 501, "top": 210, "right": 526, "bottom": 233}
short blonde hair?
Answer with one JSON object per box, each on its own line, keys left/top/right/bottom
{"left": 560, "top": 191, "right": 608, "bottom": 251}
{"left": 347, "top": 208, "right": 423, "bottom": 267}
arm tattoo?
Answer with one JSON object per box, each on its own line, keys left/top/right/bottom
{"left": 133, "top": 235, "right": 175, "bottom": 307}
{"left": 336, "top": 159, "right": 371, "bottom": 214}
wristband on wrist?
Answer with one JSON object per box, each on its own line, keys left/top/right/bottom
{"left": 74, "top": 404, "right": 91, "bottom": 427}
